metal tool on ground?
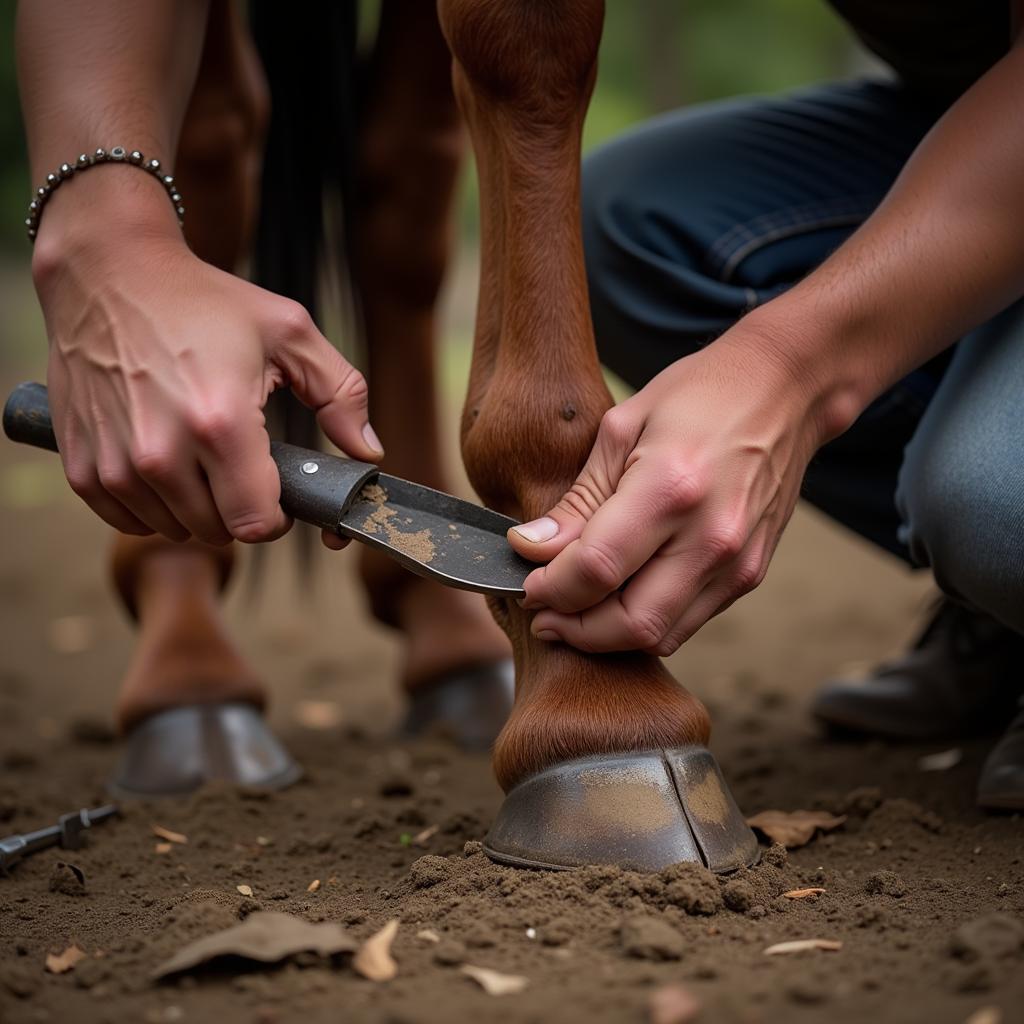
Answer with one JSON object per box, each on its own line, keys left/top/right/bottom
{"left": 3, "top": 382, "right": 532, "bottom": 599}
{"left": 0, "top": 804, "right": 119, "bottom": 874}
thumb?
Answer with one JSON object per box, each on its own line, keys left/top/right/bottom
{"left": 508, "top": 408, "right": 634, "bottom": 562}
{"left": 274, "top": 311, "right": 384, "bottom": 463}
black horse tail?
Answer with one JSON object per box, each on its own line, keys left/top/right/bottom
{"left": 248, "top": 1, "right": 362, "bottom": 568}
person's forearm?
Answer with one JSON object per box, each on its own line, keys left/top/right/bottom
{"left": 738, "top": 24, "right": 1024, "bottom": 439}
{"left": 17, "top": 0, "right": 209, "bottom": 263}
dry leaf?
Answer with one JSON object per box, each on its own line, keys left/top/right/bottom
{"left": 965, "top": 1008, "right": 1002, "bottom": 1024}
{"left": 236, "top": 884, "right": 254, "bottom": 897}
{"left": 745, "top": 810, "right": 846, "bottom": 848}
{"left": 154, "top": 842, "right": 172, "bottom": 855}
{"left": 782, "top": 888, "right": 826, "bottom": 900}
{"left": 45, "top": 945, "right": 87, "bottom": 974}
{"left": 152, "top": 824, "right": 188, "bottom": 845}
{"left": 648, "top": 982, "right": 701, "bottom": 1024}
{"left": 307, "top": 879, "right": 321, "bottom": 893}
{"left": 413, "top": 824, "right": 439, "bottom": 846}
{"left": 461, "top": 964, "right": 529, "bottom": 996}
{"left": 764, "top": 939, "right": 843, "bottom": 956}
{"left": 416, "top": 929, "right": 441, "bottom": 944}
{"left": 256, "top": 836, "right": 272, "bottom": 847}
{"left": 353, "top": 919, "right": 399, "bottom": 982}
{"left": 918, "top": 748, "right": 962, "bottom": 772}
{"left": 152, "top": 911, "right": 356, "bottom": 978}
{"left": 293, "top": 699, "right": 343, "bottom": 730}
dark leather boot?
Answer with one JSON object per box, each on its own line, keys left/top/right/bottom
{"left": 812, "top": 599, "right": 1024, "bottom": 740}
{"left": 977, "top": 700, "right": 1024, "bottom": 811}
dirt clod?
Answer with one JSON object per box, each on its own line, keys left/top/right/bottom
{"left": 864, "top": 870, "right": 908, "bottom": 898}
{"left": 950, "top": 914, "right": 1024, "bottom": 963}
{"left": 48, "top": 860, "right": 85, "bottom": 896}
{"left": 620, "top": 915, "right": 685, "bottom": 961}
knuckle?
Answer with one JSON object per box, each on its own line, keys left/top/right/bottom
{"left": 661, "top": 463, "right": 704, "bottom": 513}
{"left": 274, "top": 299, "right": 316, "bottom": 342}
{"left": 652, "top": 633, "right": 685, "bottom": 657}
{"left": 64, "top": 463, "right": 98, "bottom": 500}
{"left": 575, "top": 540, "right": 623, "bottom": 593}
{"left": 731, "top": 559, "right": 765, "bottom": 595}
{"left": 188, "top": 407, "right": 238, "bottom": 449}
{"left": 336, "top": 362, "right": 369, "bottom": 408}
{"left": 598, "top": 406, "right": 635, "bottom": 449}
{"left": 227, "top": 512, "right": 279, "bottom": 544}
{"left": 130, "top": 444, "right": 176, "bottom": 483}
{"left": 624, "top": 608, "right": 669, "bottom": 650}
{"left": 96, "top": 461, "right": 134, "bottom": 498}
{"left": 704, "top": 521, "right": 746, "bottom": 564}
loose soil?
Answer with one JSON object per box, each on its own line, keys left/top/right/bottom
{"left": 1, "top": 269, "right": 1022, "bottom": 1023}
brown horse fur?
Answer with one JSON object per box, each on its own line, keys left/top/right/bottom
{"left": 438, "top": 0, "right": 711, "bottom": 792}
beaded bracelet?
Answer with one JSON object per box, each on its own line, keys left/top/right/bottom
{"left": 25, "top": 146, "right": 185, "bottom": 243}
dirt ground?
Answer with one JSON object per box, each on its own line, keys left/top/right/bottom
{"left": 1, "top": 259, "right": 1022, "bottom": 1024}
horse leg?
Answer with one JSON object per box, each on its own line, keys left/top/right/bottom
{"left": 438, "top": 0, "right": 756, "bottom": 870}
{"left": 112, "top": 0, "right": 268, "bottom": 734}
{"left": 352, "top": 1, "right": 510, "bottom": 734}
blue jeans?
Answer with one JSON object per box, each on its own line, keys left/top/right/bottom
{"left": 582, "top": 79, "right": 1024, "bottom": 636}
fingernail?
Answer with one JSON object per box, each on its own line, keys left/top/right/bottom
{"left": 513, "top": 517, "right": 559, "bottom": 543}
{"left": 362, "top": 422, "right": 384, "bottom": 454}
{"left": 535, "top": 629, "right": 560, "bottom": 643}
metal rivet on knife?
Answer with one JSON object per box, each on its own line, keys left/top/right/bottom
{"left": 300, "top": 461, "right": 319, "bottom": 475}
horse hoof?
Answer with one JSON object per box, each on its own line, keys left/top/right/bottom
{"left": 108, "top": 703, "right": 302, "bottom": 799}
{"left": 400, "top": 658, "right": 514, "bottom": 751}
{"left": 483, "top": 746, "right": 758, "bottom": 873}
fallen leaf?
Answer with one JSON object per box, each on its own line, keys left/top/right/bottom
{"left": 782, "top": 888, "right": 827, "bottom": 900}
{"left": 256, "top": 836, "right": 272, "bottom": 847}
{"left": 152, "top": 825, "right": 188, "bottom": 845}
{"left": 151, "top": 911, "right": 356, "bottom": 978}
{"left": 461, "top": 964, "right": 529, "bottom": 996}
{"left": 307, "top": 879, "right": 321, "bottom": 893}
{"left": 746, "top": 810, "right": 847, "bottom": 848}
{"left": 353, "top": 919, "right": 399, "bottom": 982}
{"left": 918, "top": 748, "right": 962, "bottom": 772}
{"left": 293, "top": 699, "right": 343, "bottom": 730}
{"left": 965, "top": 1009, "right": 1002, "bottom": 1024}
{"left": 236, "top": 884, "right": 254, "bottom": 897}
{"left": 413, "top": 824, "right": 439, "bottom": 846}
{"left": 764, "top": 939, "right": 843, "bottom": 956}
{"left": 45, "top": 945, "right": 87, "bottom": 974}
{"left": 416, "top": 929, "right": 441, "bottom": 944}
{"left": 154, "top": 842, "right": 172, "bottom": 855}
{"left": 648, "top": 982, "right": 701, "bottom": 1024}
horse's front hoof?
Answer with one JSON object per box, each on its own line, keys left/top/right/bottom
{"left": 108, "top": 703, "right": 302, "bottom": 799}
{"left": 483, "top": 746, "right": 758, "bottom": 873}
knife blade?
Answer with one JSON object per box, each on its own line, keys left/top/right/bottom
{"left": 3, "top": 382, "right": 531, "bottom": 598}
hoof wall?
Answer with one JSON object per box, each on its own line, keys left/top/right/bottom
{"left": 484, "top": 746, "right": 758, "bottom": 873}
{"left": 108, "top": 703, "right": 302, "bottom": 799}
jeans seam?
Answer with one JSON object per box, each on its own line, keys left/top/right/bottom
{"left": 708, "top": 195, "right": 878, "bottom": 282}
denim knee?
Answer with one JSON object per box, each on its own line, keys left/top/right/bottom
{"left": 896, "top": 310, "right": 1024, "bottom": 635}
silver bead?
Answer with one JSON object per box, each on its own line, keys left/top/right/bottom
{"left": 29, "top": 200, "right": 38, "bottom": 212}
{"left": 59, "top": 163, "right": 73, "bottom": 178}
{"left": 147, "top": 158, "right": 161, "bottom": 171}
{"left": 46, "top": 173, "right": 58, "bottom": 186}
{"left": 25, "top": 218, "right": 33, "bottom": 227}
{"left": 129, "top": 149, "right": 143, "bottom": 164}
{"left": 110, "top": 146, "right": 126, "bottom": 160}
{"left": 176, "top": 205, "right": 185, "bottom": 216}
{"left": 170, "top": 192, "right": 181, "bottom": 203}
{"left": 94, "top": 147, "right": 107, "bottom": 161}
{"left": 162, "top": 175, "right": 174, "bottom": 186}
{"left": 37, "top": 186, "right": 47, "bottom": 198}
{"left": 27, "top": 228, "right": 36, "bottom": 240}
{"left": 77, "top": 153, "right": 90, "bottom": 167}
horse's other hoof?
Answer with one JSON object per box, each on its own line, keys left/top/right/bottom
{"left": 400, "top": 658, "right": 514, "bottom": 752}
{"left": 108, "top": 703, "right": 302, "bottom": 799}
{"left": 483, "top": 746, "right": 758, "bottom": 873}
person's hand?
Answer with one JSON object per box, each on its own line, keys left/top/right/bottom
{"left": 35, "top": 229, "right": 383, "bottom": 545}
{"left": 508, "top": 325, "right": 838, "bottom": 655}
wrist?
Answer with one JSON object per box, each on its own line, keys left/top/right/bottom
{"left": 720, "top": 293, "right": 873, "bottom": 446}
{"left": 31, "top": 163, "right": 186, "bottom": 292}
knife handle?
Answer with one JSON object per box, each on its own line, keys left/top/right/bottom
{"left": 3, "top": 382, "right": 379, "bottom": 533}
